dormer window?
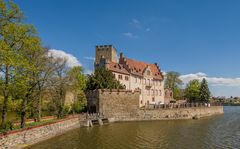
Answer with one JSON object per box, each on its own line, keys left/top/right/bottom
{"left": 147, "top": 70, "right": 150, "bottom": 75}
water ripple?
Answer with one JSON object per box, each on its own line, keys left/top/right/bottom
{"left": 28, "top": 106, "right": 240, "bottom": 149}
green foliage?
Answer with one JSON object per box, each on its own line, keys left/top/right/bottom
{"left": 72, "top": 90, "right": 87, "bottom": 113}
{"left": 185, "top": 79, "right": 201, "bottom": 102}
{"left": 0, "top": 120, "right": 14, "bottom": 133}
{"left": 164, "top": 71, "right": 183, "bottom": 100}
{"left": 67, "top": 66, "right": 87, "bottom": 91}
{"left": 199, "top": 78, "right": 211, "bottom": 102}
{"left": 86, "top": 68, "right": 125, "bottom": 90}
{"left": 48, "top": 58, "right": 69, "bottom": 119}
{"left": 0, "top": 119, "right": 57, "bottom": 134}
{"left": 0, "top": 0, "right": 24, "bottom": 28}
{"left": 0, "top": 0, "right": 47, "bottom": 127}
{"left": 184, "top": 79, "right": 211, "bottom": 103}
{"left": 0, "top": 4, "right": 25, "bottom": 124}
{"left": 7, "top": 98, "right": 22, "bottom": 112}
{"left": 173, "top": 88, "right": 182, "bottom": 100}
{"left": 63, "top": 105, "right": 71, "bottom": 116}
{"left": 67, "top": 66, "right": 87, "bottom": 113}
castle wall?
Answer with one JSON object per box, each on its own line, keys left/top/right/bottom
{"left": 95, "top": 45, "right": 118, "bottom": 67}
{"left": 118, "top": 106, "right": 224, "bottom": 121}
{"left": 87, "top": 89, "right": 140, "bottom": 117}
{"left": 87, "top": 90, "right": 224, "bottom": 122}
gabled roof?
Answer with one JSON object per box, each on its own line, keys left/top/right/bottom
{"left": 124, "top": 58, "right": 164, "bottom": 80}
{"left": 108, "top": 61, "right": 130, "bottom": 75}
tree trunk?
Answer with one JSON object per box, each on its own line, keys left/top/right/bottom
{"left": 21, "top": 97, "right": 28, "bottom": 128}
{"left": 36, "top": 93, "right": 42, "bottom": 122}
{"left": 1, "top": 95, "right": 8, "bottom": 126}
{"left": 37, "top": 83, "right": 43, "bottom": 122}
{"left": 1, "top": 65, "right": 9, "bottom": 127}
{"left": 57, "top": 87, "right": 65, "bottom": 119}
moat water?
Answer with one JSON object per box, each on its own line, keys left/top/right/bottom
{"left": 28, "top": 106, "right": 240, "bottom": 149}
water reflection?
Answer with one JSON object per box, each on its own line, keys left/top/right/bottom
{"left": 28, "top": 107, "right": 240, "bottom": 149}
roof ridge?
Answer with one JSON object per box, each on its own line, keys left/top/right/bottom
{"left": 125, "top": 57, "right": 153, "bottom": 65}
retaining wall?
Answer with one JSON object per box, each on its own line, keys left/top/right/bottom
{"left": 0, "top": 115, "right": 85, "bottom": 149}
{"left": 0, "top": 90, "right": 224, "bottom": 148}
{"left": 111, "top": 106, "right": 224, "bottom": 122}
{"left": 87, "top": 90, "right": 224, "bottom": 122}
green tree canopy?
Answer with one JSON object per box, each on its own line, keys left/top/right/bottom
{"left": 184, "top": 79, "right": 201, "bottom": 102}
{"left": 164, "top": 71, "right": 183, "bottom": 100}
{"left": 67, "top": 66, "right": 87, "bottom": 91}
{"left": 199, "top": 78, "right": 211, "bottom": 102}
{"left": 86, "top": 68, "right": 124, "bottom": 91}
{"left": 0, "top": 0, "right": 41, "bottom": 127}
{"left": 67, "top": 66, "right": 87, "bottom": 113}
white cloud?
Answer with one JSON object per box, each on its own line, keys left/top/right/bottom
{"left": 162, "top": 70, "right": 167, "bottom": 76}
{"left": 48, "top": 49, "right": 81, "bottom": 68}
{"left": 124, "top": 19, "right": 151, "bottom": 38}
{"left": 145, "top": 28, "right": 151, "bottom": 32}
{"left": 123, "top": 32, "right": 138, "bottom": 38}
{"left": 180, "top": 72, "right": 240, "bottom": 87}
{"left": 132, "top": 18, "right": 140, "bottom": 24}
{"left": 84, "top": 56, "right": 95, "bottom": 61}
{"left": 129, "top": 18, "right": 151, "bottom": 32}
{"left": 130, "top": 19, "right": 141, "bottom": 29}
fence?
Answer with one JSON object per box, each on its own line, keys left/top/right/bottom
{"left": 86, "top": 113, "right": 105, "bottom": 120}
{"left": 145, "top": 102, "right": 222, "bottom": 110}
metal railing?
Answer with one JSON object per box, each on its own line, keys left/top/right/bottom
{"left": 145, "top": 102, "right": 222, "bottom": 110}
{"left": 86, "top": 113, "right": 104, "bottom": 120}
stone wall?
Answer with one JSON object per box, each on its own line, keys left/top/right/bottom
{"left": 87, "top": 89, "right": 140, "bottom": 117}
{"left": 0, "top": 115, "right": 85, "bottom": 149}
{"left": 87, "top": 90, "right": 224, "bottom": 122}
{"left": 95, "top": 45, "right": 118, "bottom": 66}
{"left": 113, "top": 106, "right": 224, "bottom": 121}
{"left": 99, "top": 89, "right": 140, "bottom": 119}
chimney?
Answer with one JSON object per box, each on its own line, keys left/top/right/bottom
{"left": 120, "top": 52, "right": 124, "bottom": 58}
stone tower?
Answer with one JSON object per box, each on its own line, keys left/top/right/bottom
{"left": 95, "top": 45, "right": 118, "bottom": 68}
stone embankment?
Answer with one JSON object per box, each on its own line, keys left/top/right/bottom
{"left": 0, "top": 106, "right": 224, "bottom": 148}
{"left": 0, "top": 89, "right": 224, "bottom": 148}
{"left": 87, "top": 89, "right": 224, "bottom": 122}
{"left": 112, "top": 106, "right": 224, "bottom": 122}
{"left": 0, "top": 115, "right": 86, "bottom": 149}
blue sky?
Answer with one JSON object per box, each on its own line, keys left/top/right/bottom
{"left": 14, "top": 0, "right": 240, "bottom": 97}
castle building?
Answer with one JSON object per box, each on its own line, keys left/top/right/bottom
{"left": 95, "top": 45, "right": 166, "bottom": 107}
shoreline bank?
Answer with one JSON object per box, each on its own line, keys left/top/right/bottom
{"left": 0, "top": 106, "right": 224, "bottom": 149}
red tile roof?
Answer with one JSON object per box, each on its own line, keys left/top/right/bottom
{"left": 108, "top": 61, "right": 130, "bottom": 75}
{"left": 124, "top": 58, "right": 164, "bottom": 80}
{"left": 107, "top": 57, "right": 164, "bottom": 80}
